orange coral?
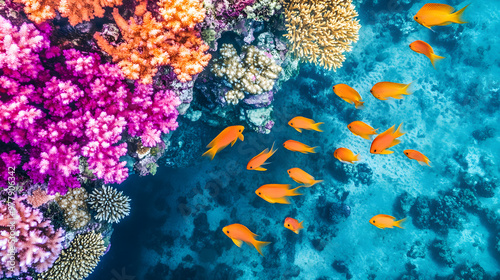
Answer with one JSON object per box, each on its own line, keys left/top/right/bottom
{"left": 27, "top": 188, "right": 55, "bottom": 208}
{"left": 14, "top": 0, "right": 122, "bottom": 26}
{"left": 94, "top": 0, "right": 211, "bottom": 83}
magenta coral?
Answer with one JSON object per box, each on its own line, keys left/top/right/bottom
{"left": 0, "top": 16, "right": 181, "bottom": 195}
{"left": 0, "top": 150, "right": 22, "bottom": 188}
{"left": 0, "top": 196, "right": 64, "bottom": 278}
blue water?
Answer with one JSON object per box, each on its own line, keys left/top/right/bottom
{"left": 93, "top": 0, "right": 500, "bottom": 279}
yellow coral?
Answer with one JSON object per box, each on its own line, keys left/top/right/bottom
{"left": 283, "top": 0, "right": 361, "bottom": 70}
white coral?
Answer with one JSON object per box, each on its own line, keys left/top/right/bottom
{"left": 88, "top": 185, "right": 131, "bottom": 223}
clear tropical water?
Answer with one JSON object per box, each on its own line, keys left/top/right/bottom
{"left": 90, "top": 0, "right": 500, "bottom": 279}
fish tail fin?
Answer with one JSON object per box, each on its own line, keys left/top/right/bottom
{"left": 270, "top": 141, "right": 278, "bottom": 156}
{"left": 312, "top": 179, "right": 324, "bottom": 186}
{"left": 298, "top": 221, "right": 304, "bottom": 230}
{"left": 402, "top": 82, "right": 413, "bottom": 95}
{"left": 430, "top": 54, "right": 446, "bottom": 68}
{"left": 355, "top": 154, "right": 361, "bottom": 162}
{"left": 354, "top": 100, "right": 365, "bottom": 109}
{"left": 202, "top": 146, "right": 218, "bottom": 160}
{"left": 253, "top": 240, "right": 271, "bottom": 256}
{"left": 451, "top": 4, "right": 469, "bottom": 24}
{"left": 312, "top": 122, "right": 324, "bottom": 132}
{"left": 287, "top": 187, "right": 303, "bottom": 196}
{"left": 424, "top": 156, "right": 431, "bottom": 167}
{"left": 394, "top": 123, "right": 405, "bottom": 138}
{"left": 394, "top": 218, "right": 407, "bottom": 229}
{"left": 308, "top": 146, "right": 318, "bottom": 153}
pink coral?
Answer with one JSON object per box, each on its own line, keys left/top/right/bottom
{"left": 0, "top": 196, "right": 64, "bottom": 277}
{"left": 27, "top": 188, "right": 55, "bottom": 208}
{"left": 0, "top": 151, "right": 22, "bottom": 188}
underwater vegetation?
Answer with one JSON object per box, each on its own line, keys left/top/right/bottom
{"left": 0, "top": 0, "right": 498, "bottom": 279}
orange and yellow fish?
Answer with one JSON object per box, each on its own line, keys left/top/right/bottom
{"left": 414, "top": 3, "right": 469, "bottom": 30}
{"left": 369, "top": 214, "right": 406, "bottom": 229}
{"left": 370, "top": 82, "right": 412, "bottom": 101}
{"left": 203, "top": 125, "right": 244, "bottom": 160}
{"left": 370, "top": 123, "right": 405, "bottom": 155}
{"left": 255, "top": 184, "right": 302, "bottom": 204}
{"left": 348, "top": 121, "right": 378, "bottom": 140}
{"left": 284, "top": 217, "right": 304, "bottom": 234}
{"left": 247, "top": 142, "right": 277, "bottom": 171}
{"left": 287, "top": 168, "right": 323, "bottom": 187}
{"left": 334, "top": 147, "right": 360, "bottom": 164}
{"left": 404, "top": 149, "right": 431, "bottom": 166}
{"left": 410, "top": 40, "right": 445, "bottom": 68}
{"left": 332, "top": 84, "right": 364, "bottom": 109}
{"left": 288, "top": 116, "right": 324, "bottom": 133}
{"left": 222, "top": 224, "right": 271, "bottom": 255}
{"left": 283, "top": 140, "right": 317, "bottom": 154}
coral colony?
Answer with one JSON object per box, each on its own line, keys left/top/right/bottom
{"left": 0, "top": 0, "right": 499, "bottom": 279}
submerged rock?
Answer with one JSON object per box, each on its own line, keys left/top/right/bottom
{"left": 429, "top": 239, "right": 455, "bottom": 267}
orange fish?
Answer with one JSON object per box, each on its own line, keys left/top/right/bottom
{"left": 410, "top": 40, "right": 445, "bottom": 68}
{"left": 222, "top": 224, "right": 271, "bottom": 255}
{"left": 414, "top": 3, "right": 469, "bottom": 30}
{"left": 348, "top": 121, "right": 378, "bottom": 140}
{"left": 332, "top": 84, "right": 364, "bottom": 109}
{"left": 203, "top": 125, "right": 244, "bottom": 160}
{"left": 247, "top": 142, "right": 277, "bottom": 171}
{"left": 283, "top": 140, "right": 317, "bottom": 154}
{"left": 369, "top": 214, "right": 406, "bottom": 229}
{"left": 284, "top": 217, "right": 304, "bottom": 234}
{"left": 370, "top": 82, "right": 412, "bottom": 101}
{"left": 288, "top": 116, "right": 324, "bottom": 133}
{"left": 334, "top": 147, "right": 360, "bottom": 164}
{"left": 287, "top": 168, "right": 323, "bottom": 187}
{"left": 255, "top": 184, "right": 302, "bottom": 204}
{"left": 370, "top": 123, "right": 405, "bottom": 155}
{"left": 404, "top": 149, "right": 431, "bottom": 166}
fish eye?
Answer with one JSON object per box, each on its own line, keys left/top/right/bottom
{"left": 290, "top": 123, "right": 293, "bottom": 125}
{"left": 405, "top": 152, "right": 408, "bottom": 155}
{"left": 370, "top": 90, "right": 372, "bottom": 93}
{"left": 226, "top": 230, "right": 229, "bottom": 233}
{"left": 287, "top": 224, "right": 290, "bottom": 227}
{"left": 288, "top": 171, "right": 291, "bottom": 173}
{"left": 258, "top": 192, "right": 261, "bottom": 195}
{"left": 415, "top": 17, "right": 418, "bottom": 20}
{"left": 250, "top": 166, "right": 253, "bottom": 169}
{"left": 348, "top": 126, "right": 351, "bottom": 129}
{"left": 239, "top": 129, "right": 242, "bottom": 132}
{"left": 372, "top": 220, "right": 375, "bottom": 223}
{"left": 374, "top": 149, "right": 377, "bottom": 152}
{"left": 332, "top": 86, "right": 335, "bottom": 90}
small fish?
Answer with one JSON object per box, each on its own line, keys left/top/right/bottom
{"left": 247, "top": 142, "right": 278, "bottom": 171}
{"left": 334, "top": 147, "right": 360, "bottom": 164}
{"left": 370, "top": 82, "right": 412, "bottom": 101}
{"left": 348, "top": 121, "right": 378, "bottom": 140}
{"left": 410, "top": 40, "right": 445, "bottom": 68}
{"left": 284, "top": 217, "right": 304, "bottom": 234}
{"left": 255, "top": 184, "right": 302, "bottom": 204}
{"left": 288, "top": 116, "right": 324, "bottom": 133}
{"left": 369, "top": 214, "right": 406, "bottom": 229}
{"left": 414, "top": 3, "right": 469, "bottom": 30}
{"left": 332, "top": 84, "right": 364, "bottom": 109}
{"left": 287, "top": 168, "right": 323, "bottom": 187}
{"left": 404, "top": 149, "right": 431, "bottom": 166}
{"left": 222, "top": 224, "right": 271, "bottom": 255}
{"left": 283, "top": 140, "right": 317, "bottom": 154}
{"left": 370, "top": 123, "right": 405, "bottom": 155}
{"left": 203, "top": 125, "right": 244, "bottom": 160}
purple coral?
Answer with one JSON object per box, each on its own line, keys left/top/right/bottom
{"left": 0, "top": 196, "right": 65, "bottom": 277}
{"left": 0, "top": 16, "right": 181, "bottom": 194}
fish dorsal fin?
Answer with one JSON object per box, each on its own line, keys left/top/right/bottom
{"left": 379, "top": 214, "right": 396, "bottom": 220}
{"left": 257, "top": 148, "right": 270, "bottom": 157}
{"left": 421, "top": 3, "right": 454, "bottom": 13}
{"left": 231, "top": 238, "right": 243, "bottom": 247}
{"left": 378, "top": 125, "right": 395, "bottom": 137}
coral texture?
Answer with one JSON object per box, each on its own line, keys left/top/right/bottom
{"left": 0, "top": 151, "right": 22, "bottom": 188}
{"left": 211, "top": 44, "right": 282, "bottom": 104}
{"left": 27, "top": 188, "right": 55, "bottom": 208}
{"left": 0, "top": 196, "right": 64, "bottom": 277}
{"left": 39, "top": 231, "right": 105, "bottom": 280}
{"left": 283, "top": 0, "right": 360, "bottom": 70}
{"left": 88, "top": 185, "right": 131, "bottom": 223}
{"left": 94, "top": 0, "right": 211, "bottom": 84}
{"left": 55, "top": 187, "right": 90, "bottom": 229}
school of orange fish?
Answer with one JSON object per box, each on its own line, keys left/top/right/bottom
{"left": 204, "top": 3, "right": 469, "bottom": 256}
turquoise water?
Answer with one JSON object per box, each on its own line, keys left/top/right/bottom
{"left": 92, "top": 1, "right": 500, "bottom": 279}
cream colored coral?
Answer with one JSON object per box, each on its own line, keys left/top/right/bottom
{"left": 55, "top": 188, "right": 90, "bottom": 230}
{"left": 283, "top": 0, "right": 361, "bottom": 70}
{"left": 39, "top": 231, "right": 105, "bottom": 280}
{"left": 225, "top": 90, "right": 245, "bottom": 105}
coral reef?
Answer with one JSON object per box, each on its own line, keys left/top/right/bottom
{"left": 39, "top": 231, "right": 105, "bottom": 279}
{"left": 88, "top": 185, "right": 131, "bottom": 223}
{"left": 27, "top": 187, "right": 55, "bottom": 208}
{"left": 283, "top": 0, "right": 360, "bottom": 70}
{"left": 55, "top": 187, "right": 90, "bottom": 229}
{"left": 0, "top": 196, "right": 64, "bottom": 277}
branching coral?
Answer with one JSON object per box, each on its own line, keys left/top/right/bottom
{"left": 55, "top": 187, "right": 90, "bottom": 230}
{"left": 88, "top": 185, "right": 131, "bottom": 223}
{"left": 39, "top": 231, "right": 105, "bottom": 280}
{"left": 283, "top": 0, "right": 360, "bottom": 70}
{"left": 94, "top": 0, "right": 211, "bottom": 83}
{"left": 13, "top": 0, "right": 123, "bottom": 25}
{"left": 27, "top": 187, "right": 56, "bottom": 208}
{"left": 211, "top": 44, "right": 282, "bottom": 104}
{"left": 0, "top": 196, "right": 65, "bottom": 278}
